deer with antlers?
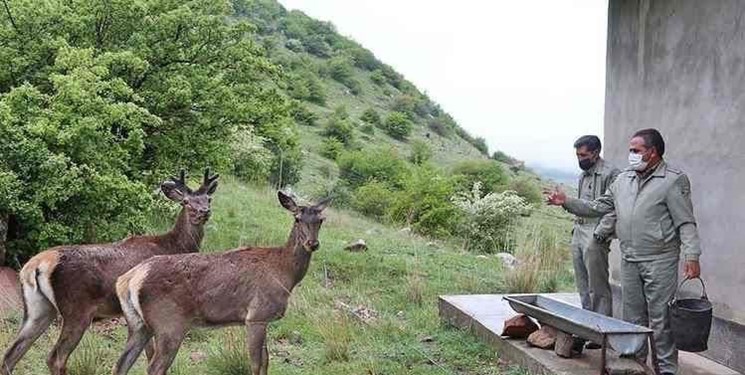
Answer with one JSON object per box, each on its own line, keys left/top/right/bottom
{"left": 112, "top": 191, "right": 330, "bottom": 375}
{"left": 1, "top": 169, "right": 219, "bottom": 375}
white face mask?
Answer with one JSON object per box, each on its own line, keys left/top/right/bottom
{"left": 628, "top": 152, "right": 648, "bottom": 171}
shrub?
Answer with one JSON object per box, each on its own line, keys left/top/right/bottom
{"left": 409, "top": 140, "right": 432, "bottom": 165}
{"left": 360, "top": 124, "right": 375, "bottom": 135}
{"left": 285, "top": 38, "right": 304, "bottom": 52}
{"left": 389, "top": 166, "right": 459, "bottom": 237}
{"left": 320, "top": 138, "right": 344, "bottom": 160}
{"left": 427, "top": 118, "right": 452, "bottom": 137}
{"left": 491, "top": 150, "right": 516, "bottom": 164}
{"left": 507, "top": 176, "right": 543, "bottom": 206}
{"left": 337, "top": 148, "right": 408, "bottom": 189}
{"left": 370, "top": 69, "right": 386, "bottom": 86}
{"left": 231, "top": 130, "right": 273, "bottom": 183}
{"left": 304, "top": 34, "right": 332, "bottom": 57}
{"left": 329, "top": 57, "right": 360, "bottom": 94}
{"left": 472, "top": 137, "right": 489, "bottom": 155}
{"left": 352, "top": 181, "right": 395, "bottom": 219}
{"left": 452, "top": 182, "right": 532, "bottom": 253}
{"left": 451, "top": 160, "right": 508, "bottom": 194}
{"left": 322, "top": 117, "right": 354, "bottom": 145}
{"left": 382, "top": 112, "right": 413, "bottom": 140}
{"left": 360, "top": 107, "right": 381, "bottom": 126}
{"left": 289, "top": 101, "right": 318, "bottom": 127}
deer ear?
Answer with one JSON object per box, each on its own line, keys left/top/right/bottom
{"left": 161, "top": 181, "right": 186, "bottom": 202}
{"left": 278, "top": 191, "right": 299, "bottom": 212}
{"left": 314, "top": 197, "right": 332, "bottom": 212}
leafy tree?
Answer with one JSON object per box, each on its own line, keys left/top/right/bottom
{"left": 383, "top": 112, "right": 413, "bottom": 140}
{"left": 390, "top": 166, "right": 459, "bottom": 237}
{"left": 322, "top": 117, "right": 354, "bottom": 145}
{"left": 337, "top": 148, "right": 409, "bottom": 189}
{"left": 451, "top": 160, "right": 508, "bottom": 194}
{"left": 320, "top": 138, "right": 344, "bottom": 160}
{"left": 0, "top": 0, "right": 299, "bottom": 259}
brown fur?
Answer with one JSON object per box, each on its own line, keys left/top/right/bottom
{"left": 1, "top": 170, "right": 218, "bottom": 375}
{"left": 113, "top": 192, "right": 330, "bottom": 375}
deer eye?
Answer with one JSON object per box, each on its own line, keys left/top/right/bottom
{"left": 182, "top": 198, "right": 190, "bottom": 205}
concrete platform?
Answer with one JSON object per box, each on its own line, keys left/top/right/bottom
{"left": 439, "top": 294, "right": 741, "bottom": 375}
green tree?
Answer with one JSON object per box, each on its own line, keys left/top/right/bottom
{"left": 451, "top": 160, "right": 509, "bottom": 194}
{"left": 360, "top": 107, "right": 381, "bottom": 125}
{"left": 409, "top": 140, "right": 433, "bottom": 165}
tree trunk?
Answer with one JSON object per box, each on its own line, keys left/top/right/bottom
{"left": 0, "top": 214, "right": 7, "bottom": 266}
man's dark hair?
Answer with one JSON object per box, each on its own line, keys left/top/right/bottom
{"left": 573, "top": 135, "right": 602, "bottom": 153}
{"left": 632, "top": 128, "right": 665, "bottom": 157}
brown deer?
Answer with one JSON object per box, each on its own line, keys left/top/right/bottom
{"left": 113, "top": 191, "right": 330, "bottom": 375}
{"left": 1, "top": 169, "right": 219, "bottom": 375}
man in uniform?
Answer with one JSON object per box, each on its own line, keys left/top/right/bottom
{"left": 570, "top": 136, "right": 620, "bottom": 346}
{"left": 547, "top": 128, "right": 702, "bottom": 375}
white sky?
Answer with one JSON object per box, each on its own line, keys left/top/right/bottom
{"left": 278, "top": 0, "right": 609, "bottom": 172}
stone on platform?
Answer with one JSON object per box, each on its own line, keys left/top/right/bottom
{"left": 502, "top": 314, "right": 539, "bottom": 338}
{"left": 527, "top": 324, "right": 557, "bottom": 349}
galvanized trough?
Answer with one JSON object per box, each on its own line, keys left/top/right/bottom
{"left": 504, "top": 294, "right": 659, "bottom": 375}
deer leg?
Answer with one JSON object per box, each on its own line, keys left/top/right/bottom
{"left": 1, "top": 293, "right": 56, "bottom": 375}
{"left": 146, "top": 331, "right": 185, "bottom": 375}
{"left": 145, "top": 339, "right": 155, "bottom": 362}
{"left": 246, "top": 322, "right": 268, "bottom": 375}
{"left": 113, "top": 324, "right": 153, "bottom": 375}
{"left": 47, "top": 313, "right": 93, "bottom": 375}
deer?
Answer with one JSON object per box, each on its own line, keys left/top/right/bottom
{"left": 1, "top": 169, "right": 219, "bottom": 375}
{"left": 112, "top": 191, "right": 330, "bottom": 375}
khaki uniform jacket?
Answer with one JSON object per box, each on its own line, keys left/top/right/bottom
{"left": 564, "top": 161, "right": 702, "bottom": 262}
{"left": 574, "top": 158, "right": 621, "bottom": 240}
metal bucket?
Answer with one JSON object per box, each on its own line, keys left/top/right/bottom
{"left": 669, "top": 277, "right": 713, "bottom": 352}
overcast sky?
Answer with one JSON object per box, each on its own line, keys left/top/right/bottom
{"left": 278, "top": 0, "right": 609, "bottom": 172}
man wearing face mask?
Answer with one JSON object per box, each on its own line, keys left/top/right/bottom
{"left": 570, "top": 136, "right": 620, "bottom": 341}
{"left": 547, "top": 128, "right": 702, "bottom": 375}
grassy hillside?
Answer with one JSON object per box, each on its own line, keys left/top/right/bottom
{"left": 234, "top": 0, "right": 517, "bottom": 196}
{"left": 0, "top": 179, "right": 572, "bottom": 374}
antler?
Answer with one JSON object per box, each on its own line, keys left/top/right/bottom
{"left": 168, "top": 169, "right": 193, "bottom": 195}
{"left": 195, "top": 168, "right": 219, "bottom": 195}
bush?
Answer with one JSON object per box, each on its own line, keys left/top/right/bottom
{"left": 320, "top": 138, "right": 344, "bottom": 160}
{"left": 507, "top": 176, "right": 543, "bottom": 206}
{"left": 382, "top": 112, "right": 413, "bottom": 140}
{"left": 352, "top": 181, "right": 395, "bottom": 219}
{"left": 289, "top": 101, "right": 318, "bottom": 127}
{"left": 389, "top": 166, "right": 459, "bottom": 237}
{"left": 360, "top": 107, "right": 381, "bottom": 126}
{"left": 472, "top": 137, "right": 489, "bottom": 155}
{"left": 370, "top": 69, "right": 386, "bottom": 86}
{"left": 409, "top": 140, "right": 432, "bottom": 165}
{"left": 231, "top": 130, "right": 273, "bottom": 183}
{"left": 491, "top": 150, "right": 516, "bottom": 164}
{"left": 304, "top": 34, "right": 332, "bottom": 57}
{"left": 452, "top": 182, "right": 532, "bottom": 253}
{"left": 337, "top": 148, "right": 408, "bottom": 189}
{"left": 322, "top": 117, "right": 354, "bottom": 145}
{"left": 451, "top": 160, "right": 508, "bottom": 194}
{"left": 285, "top": 38, "right": 304, "bottom": 52}
{"left": 360, "top": 124, "right": 375, "bottom": 135}
{"left": 427, "top": 118, "right": 452, "bottom": 137}
{"left": 329, "top": 57, "right": 360, "bottom": 94}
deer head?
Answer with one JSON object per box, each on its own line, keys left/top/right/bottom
{"left": 278, "top": 191, "right": 331, "bottom": 252}
{"left": 161, "top": 169, "right": 220, "bottom": 225}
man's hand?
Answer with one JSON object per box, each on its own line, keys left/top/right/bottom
{"left": 544, "top": 187, "right": 567, "bottom": 206}
{"left": 684, "top": 260, "right": 701, "bottom": 279}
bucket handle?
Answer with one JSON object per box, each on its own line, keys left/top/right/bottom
{"left": 671, "top": 277, "right": 708, "bottom": 305}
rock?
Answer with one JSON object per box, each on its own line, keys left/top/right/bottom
{"left": 419, "top": 335, "right": 435, "bottom": 343}
{"left": 476, "top": 255, "right": 488, "bottom": 259}
{"left": 344, "top": 239, "right": 368, "bottom": 252}
{"left": 527, "top": 325, "right": 557, "bottom": 349}
{"left": 501, "top": 314, "right": 539, "bottom": 338}
{"left": 399, "top": 227, "right": 412, "bottom": 234}
{"left": 426, "top": 241, "right": 438, "bottom": 248}
{"left": 554, "top": 330, "right": 574, "bottom": 358}
{"left": 496, "top": 253, "right": 518, "bottom": 270}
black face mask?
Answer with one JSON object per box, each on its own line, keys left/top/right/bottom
{"left": 578, "top": 158, "right": 595, "bottom": 171}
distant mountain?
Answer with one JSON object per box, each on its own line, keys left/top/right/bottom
{"left": 527, "top": 164, "right": 577, "bottom": 187}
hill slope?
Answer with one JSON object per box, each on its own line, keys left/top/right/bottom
{"left": 235, "top": 0, "right": 511, "bottom": 194}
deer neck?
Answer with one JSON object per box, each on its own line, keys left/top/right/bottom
{"left": 282, "top": 224, "right": 313, "bottom": 287}
{"left": 165, "top": 208, "right": 205, "bottom": 254}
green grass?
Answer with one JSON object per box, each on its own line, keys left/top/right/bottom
{"left": 0, "top": 178, "right": 573, "bottom": 374}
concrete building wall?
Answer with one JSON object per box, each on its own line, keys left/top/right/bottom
{"left": 604, "top": 0, "right": 745, "bottom": 371}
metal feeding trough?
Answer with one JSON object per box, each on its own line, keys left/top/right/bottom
{"left": 504, "top": 294, "right": 659, "bottom": 375}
